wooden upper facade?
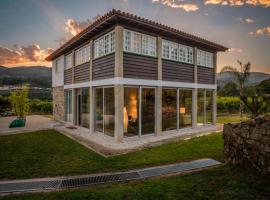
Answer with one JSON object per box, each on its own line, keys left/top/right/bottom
{"left": 48, "top": 9, "right": 228, "bottom": 86}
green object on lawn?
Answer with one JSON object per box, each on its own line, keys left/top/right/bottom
{"left": 9, "top": 118, "right": 25, "bottom": 128}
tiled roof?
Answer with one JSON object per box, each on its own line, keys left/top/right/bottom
{"left": 46, "top": 9, "right": 228, "bottom": 61}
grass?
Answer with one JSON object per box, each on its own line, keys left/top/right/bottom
{"left": 217, "top": 114, "right": 249, "bottom": 124}
{"left": 3, "top": 165, "right": 270, "bottom": 200}
{"left": 0, "top": 129, "right": 223, "bottom": 180}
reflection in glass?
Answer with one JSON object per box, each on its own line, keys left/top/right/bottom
{"left": 81, "top": 88, "right": 89, "bottom": 128}
{"left": 179, "top": 90, "right": 192, "bottom": 128}
{"left": 64, "top": 90, "right": 72, "bottom": 122}
{"left": 104, "top": 88, "right": 115, "bottom": 136}
{"left": 206, "top": 90, "right": 213, "bottom": 124}
{"left": 162, "top": 89, "right": 177, "bottom": 131}
{"left": 141, "top": 88, "right": 155, "bottom": 135}
{"left": 197, "top": 90, "right": 205, "bottom": 125}
{"left": 95, "top": 88, "right": 103, "bottom": 132}
{"left": 124, "top": 87, "right": 139, "bottom": 137}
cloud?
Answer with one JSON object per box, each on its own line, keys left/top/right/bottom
{"left": 239, "top": 17, "right": 255, "bottom": 23}
{"left": 152, "top": 0, "right": 199, "bottom": 12}
{"left": 228, "top": 48, "right": 243, "bottom": 53}
{"left": 0, "top": 44, "right": 53, "bottom": 67}
{"left": 204, "top": 0, "right": 270, "bottom": 7}
{"left": 250, "top": 26, "right": 270, "bottom": 36}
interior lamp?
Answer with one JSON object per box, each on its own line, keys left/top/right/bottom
{"left": 123, "top": 107, "right": 128, "bottom": 132}
{"left": 179, "top": 107, "right": 186, "bottom": 114}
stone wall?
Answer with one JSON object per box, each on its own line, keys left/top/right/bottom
{"left": 52, "top": 86, "right": 64, "bottom": 122}
{"left": 223, "top": 114, "right": 270, "bottom": 176}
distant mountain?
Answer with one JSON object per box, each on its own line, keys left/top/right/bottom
{"left": 217, "top": 71, "right": 270, "bottom": 87}
{"left": 0, "top": 66, "right": 51, "bottom": 78}
{"left": 0, "top": 66, "right": 52, "bottom": 88}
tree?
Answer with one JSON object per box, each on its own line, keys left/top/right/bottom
{"left": 240, "top": 87, "right": 270, "bottom": 118}
{"left": 218, "top": 82, "right": 239, "bottom": 97}
{"left": 9, "top": 86, "right": 30, "bottom": 119}
{"left": 221, "top": 61, "right": 251, "bottom": 118}
{"left": 258, "top": 78, "right": 270, "bottom": 94}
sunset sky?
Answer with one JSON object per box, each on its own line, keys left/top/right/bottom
{"left": 0, "top": 0, "right": 269, "bottom": 73}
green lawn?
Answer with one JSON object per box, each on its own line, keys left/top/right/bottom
{"left": 3, "top": 165, "right": 270, "bottom": 200}
{"left": 217, "top": 114, "right": 249, "bottom": 124}
{"left": 0, "top": 129, "right": 223, "bottom": 180}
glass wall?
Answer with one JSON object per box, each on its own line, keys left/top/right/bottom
{"left": 124, "top": 87, "right": 139, "bottom": 137}
{"left": 162, "top": 89, "right": 177, "bottom": 131}
{"left": 179, "top": 90, "right": 192, "bottom": 128}
{"left": 197, "top": 90, "right": 205, "bottom": 125}
{"left": 95, "top": 88, "right": 103, "bottom": 132}
{"left": 141, "top": 88, "right": 156, "bottom": 135}
{"left": 81, "top": 88, "right": 89, "bottom": 128}
{"left": 94, "top": 87, "right": 115, "bottom": 136}
{"left": 64, "top": 90, "right": 72, "bottom": 122}
{"left": 104, "top": 88, "right": 115, "bottom": 136}
{"left": 206, "top": 90, "right": 213, "bottom": 124}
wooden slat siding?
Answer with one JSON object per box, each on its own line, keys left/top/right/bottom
{"left": 162, "top": 59, "right": 194, "bottom": 82}
{"left": 123, "top": 53, "right": 158, "bottom": 80}
{"left": 64, "top": 68, "right": 72, "bottom": 84}
{"left": 197, "top": 66, "right": 215, "bottom": 84}
{"left": 92, "top": 53, "right": 115, "bottom": 80}
{"left": 74, "top": 62, "right": 90, "bottom": 83}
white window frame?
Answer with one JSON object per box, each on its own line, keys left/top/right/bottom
{"left": 75, "top": 45, "right": 90, "bottom": 66}
{"left": 94, "top": 31, "right": 115, "bottom": 59}
{"left": 124, "top": 29, "right": 157, "bottom": 57}
{"left": 65, "top": 53, "right": 73, "bottom": 69}
{"left": 197, "top": 49, "right": 213, "bottom": 68}
{"left": 162, "top": 40, "right": 193, "bottom": 65}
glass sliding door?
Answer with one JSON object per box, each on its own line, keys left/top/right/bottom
{"left": 179, "top": 89, "right": 192, "bottom": 128}
{"left": 206, "top": 90, "right": 213, "bottom": 124}
{"left": 162, "top": 89, "right": 177, "bottom": 131}
{"left": 95, "top": 88, "right": 103, "bottom": 132}
{"left": 197, "top": 89, "right": 205, "bottom": 125}
{"left": 141, "top": 88, "right": 155, "bottom": 135}
{"left": 64, "top": 90, "right": 72, "bottom": 122}
{"left": 104, "top": 87, "right": 115, "bottom": 136}
{"left": 124, "top": 87, "right": 139, "bottom": 137}
{"left": 81, "top": 88, "right": 90, "bottom": 128}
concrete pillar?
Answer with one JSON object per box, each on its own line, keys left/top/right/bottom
{"left": 114, "top": 85, "right": 124, "bottom": 142}
{"left": 89, "top": 40, "right": 94, "bottom": 133}
{"left": 156, "top": 37, "right": 163, "bottom": 136}
{"left": 72, "top": 88, "right": 76, "bottom": 125}
{"left": 212, "top": 52, "right": 218, "bottom": 125}
{"left": 192, "top": 47, "right": 198, "bottom": 128}
{"left": 115, "top": 25, "right": 124, "bottom": 77}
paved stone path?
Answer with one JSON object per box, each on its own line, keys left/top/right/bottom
{"left": 0, "top": 115, "right": 62, "bottom": 136}
{"left": 0, "top": 158, "right": 221, "bottom": 195}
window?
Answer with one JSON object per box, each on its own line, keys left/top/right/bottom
{"left": 162, "top": 89, "right": 177, "bottom": 131}
{"left": 94, "top": 31, "right": 115, "bottom": 59}
{"left": 124, "top": 29, "right": 157, "bottom": 57}
{"left": 65, "top": 54, "right": 72, "bottom": 69}
{"left": 81, "top": 88, "right": 90, "bottom": 129}
{"left": 179, "top": 90, "right": 192, "bottom": 128}
{"left": 197, "top": 89, "right": 205, "bottom": 125}
{"left": 64, "top": 90, "right": 72, "bottom": 122}
{"left": 197, "top": 89, "right": 214, "bottom": 125}
{"left": 197, "top": 50, "right": 213, "bottom": 68}
{"left": 162, "top": 40, "right": 193, "bottom": 64}
{"left": 75, "top": 45, "right": 90, "bottom": 66}
{"left": 55, "top": 59, "right": 60, "bottom": 73}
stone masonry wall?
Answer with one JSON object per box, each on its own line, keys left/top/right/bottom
{"left": 52, "top": 86, "right": 64, "bottom": 122}
{"left": 223, "top": 114, "right": 270, "bottom": 176}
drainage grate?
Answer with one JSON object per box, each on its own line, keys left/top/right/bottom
{"left": 0, "top": 158, "right": 221, "bottom": 194}
{"left": 60, "top": 172, "right": 141, "bottom": 188}
{"left": 0, "top": 180, "right": 60, "bottom": 193}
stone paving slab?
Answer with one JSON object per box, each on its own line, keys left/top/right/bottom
{"left": 0, "top": 158, "right": 221, "bottom": 195}
{"left": 0, "top": 115, "right": 62, "bottom": 136}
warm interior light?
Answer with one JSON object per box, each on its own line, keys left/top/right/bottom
{"left": 123, "top": 107, "right": 128, "bottom": 132}
{"left": 179, "top": 107, "right": 186, "bottom": 114}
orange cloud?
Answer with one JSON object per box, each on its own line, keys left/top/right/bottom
{"left": 152, "top": 0, "right": 199, "bottom": 12}
{"left": 0, "top": 44, "right": 53, "bottom": 67}
{"left": 228, "top": 48, "right": 243, "bottom": 53}
{"left": 205, "top": 0, "right": 270, "bottom": 7}
{"left": 245, "top": 18, "right": 255, "bottom": 23}
{"left": 250, "top": 26, "right": 270, "bottom": 36}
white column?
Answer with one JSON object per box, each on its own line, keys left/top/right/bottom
{"left": 212, "top": 52, "right": 217, "bottom": 125}
{"left": 192, "top": 47, "right": 198, "bottom": 128}
{"left": 89, "top": 40, "right": 94, "bottom": 133}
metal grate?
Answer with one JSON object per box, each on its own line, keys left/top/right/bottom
{"left": 0, "top": 158, "right": 221, "bottom": 194}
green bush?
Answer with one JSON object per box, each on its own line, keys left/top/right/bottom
{"left": 0, "top": 95, "right": 11, "bottom": 112}
{"left": 30, "top": 99, "right": 52, "bottom": 114}
{"left": 217, "top": 97, "right": 240, "bottom": 114}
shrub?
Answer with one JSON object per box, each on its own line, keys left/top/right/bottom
{"left": 217, "top": 97, "right": 240, "bottom": 114}
{"left": 30, "top": 99, "right": 52, "bottom": 114}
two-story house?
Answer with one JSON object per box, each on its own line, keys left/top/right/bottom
{"left": 46, "top": 9, "right": 228, "bottom": 142}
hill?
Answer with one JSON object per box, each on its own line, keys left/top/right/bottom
{"left": 217, "top": 71, "right": 270, "bottom": 87}
{"left": 0, "top": 66, "right": 51, "bottom": 88}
